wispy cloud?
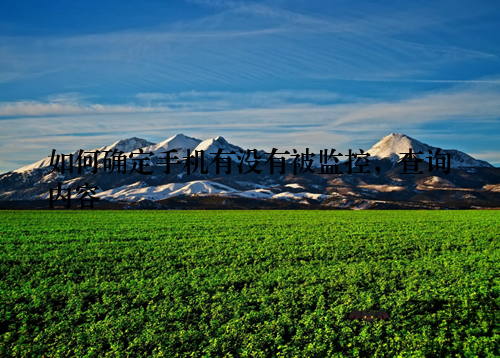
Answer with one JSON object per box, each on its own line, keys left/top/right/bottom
{"left": 1, "top": 0, "right": 500, "bottom": 173}
{"left": 187, "top": 0, "right": 333, "bottom": 27}
{"left": 0, "top": 90, "right": 342, "bottom": 117}
{"left": 468, "top": 151, "right": 500, "bottom": 165}
{"left": 135, "top": 90, "right": 341, "bottom": 106}
{"left": 2, "top": 82, "right": 500, "bottom": 123}
{"left": 0, "top": 101, "right": 171, "bottom": 117}
{"left": 1, "top": 81, "right": 500, "bottom": 173}
{"left": 0, "top": 0, "right": 497, "bottom": 92}
{"left": 0, "top": 68, "right": 65, "bottom": 84}
{"left": 332, "top": 82, "right": 500, "bottom": 126}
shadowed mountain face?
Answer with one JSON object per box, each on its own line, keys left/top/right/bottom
{"left": 1, "top": 133, "right": 499, "bottom": 209}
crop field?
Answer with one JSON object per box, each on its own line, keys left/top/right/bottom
{"left": 1, "top": 210, "right": 500, "bottom": 357}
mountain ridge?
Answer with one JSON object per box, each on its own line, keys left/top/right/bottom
{"left": 367, "top": 133, "right": 493, "bottom": 168}
{"left": 1, "top": 133, "right": 499, "bottom": 209}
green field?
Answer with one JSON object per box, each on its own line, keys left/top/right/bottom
{"left": 1, "top": 210, "right": 500, "bottom": 357}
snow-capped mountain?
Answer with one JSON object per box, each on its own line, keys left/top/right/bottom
{"left": 193, "top": 136, "right": 245, "bottom": 162}
{"left": 118, "top": 135, "right": 260, "bottom": 167}
{"left": 132, "top": 133, "right": 201, "bottom": 156}
{"left": 119, "top": 133, "right": 202, "bottom": 165}
{"left": 13, "top": 137, "right": 155, "bottom": 174}
{"left": 368, "top": 133, "right": 493, "bottom": 168}
{"left": 94, "top": 180, "right": 327, "bottom": 203}
{"left": 1, "top": 132, "right": 499, "bottom": 209}
{"left": 94, "top": 180, "right": 237, "bottom": 202}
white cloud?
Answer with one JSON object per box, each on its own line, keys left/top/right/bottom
{"left": 332, "top": 82, "right": 500, "bottom": 126}
{"left": 0, "top": 0, "right": 496, "bottom": 90}
{"left": 2, "top": 82, "right": 500, "bottom": 124}
{"left": 468, "top": 151, "right": 500, "bottom": 164}
{"left": 0, "top": 101, "right": 172, "bottom": 117}
{"left": 1, "top": 81, "right": 500, "bottom": 173}
{"left": 135, "top": 90, "right": 340, "bottom": 105}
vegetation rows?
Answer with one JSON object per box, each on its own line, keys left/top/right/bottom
{"left": 1, "top": 210, "right": 500, "bottom": 357}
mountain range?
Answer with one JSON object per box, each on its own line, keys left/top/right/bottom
{"left": 1, "top": 133, "right": 499, "bottom": 209}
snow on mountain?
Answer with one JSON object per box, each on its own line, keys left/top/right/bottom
{"left": 101, "top": 137, "right": 156, "bottom": 154}
{"left": 285, "top": 183, "right": 305, "bottom": 189}
{"left": 3, "top": 132, "right": 498, "bottom": 207}
{"left": 272, "top": 192, "right": 328, "bottom": 201}
{"left": 227, "top": 189, "right": 327, "bottom": 201}
{"left": 120, "top": 133, "right": 202, "bottom": 161}
{"left": 367, "top": 133, "right": 493, "bottom": 168}
{"left": 7, "top": 134, "right": 265, "bottom": 176}
{"left": 193, "top": 136, "right": 246, "bottom": 161}
{"left": 234, "top": 189, "right": 274, "bottom": 199}
{"left": 95, "top": 180, "right": 237, "bottom": 202}
{"left": 13, "top": 137, "right": 155, "bottom": 174}
{"left": 117, "top": 135, "right": 248, "bottom": 167}
{"left": 94, "top": 180, "right": 328, "bottom": 203}
{"left": 8, "top": 132, "right": 494, "bottom": 177}
{"left": 155, "top": 133, "right": 202, "bottom": 152}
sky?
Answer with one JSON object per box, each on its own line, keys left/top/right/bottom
{"left": 1, "top": 0, "right": 500, "bottom": 173}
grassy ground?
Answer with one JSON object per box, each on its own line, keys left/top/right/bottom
{"left": 1, "top": 210, "right": 500, "bottom": 357}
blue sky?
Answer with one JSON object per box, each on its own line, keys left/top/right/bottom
{"left": 1, "top": 0, "right": 500, "bottom": 172}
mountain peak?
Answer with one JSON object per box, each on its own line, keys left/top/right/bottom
{"left": 169, "top": 133, "right": 189, "bottom": 140}
{"left": 214, "top": 136, "right": 228, "bottom": 145}
{"left": 194, "top": 136, "right": 244, "bottom": 158}
{"left": 108, "top": 137, "right": 155, "bottom": 152}
{"left": 368, "top": 133, "right": 420, "bottom": 162}
{"left": 368, "top": 133, "right": 493, "bottom": 168}
{"left": 156, "top": 134, "right": 202, "bottom": 150}
{"left": 380, "top": 132, "right": 413, "bottom": 142}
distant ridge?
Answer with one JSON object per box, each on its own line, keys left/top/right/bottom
{"left": 1, "top": 133, "right": 499, "bottom": 209}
